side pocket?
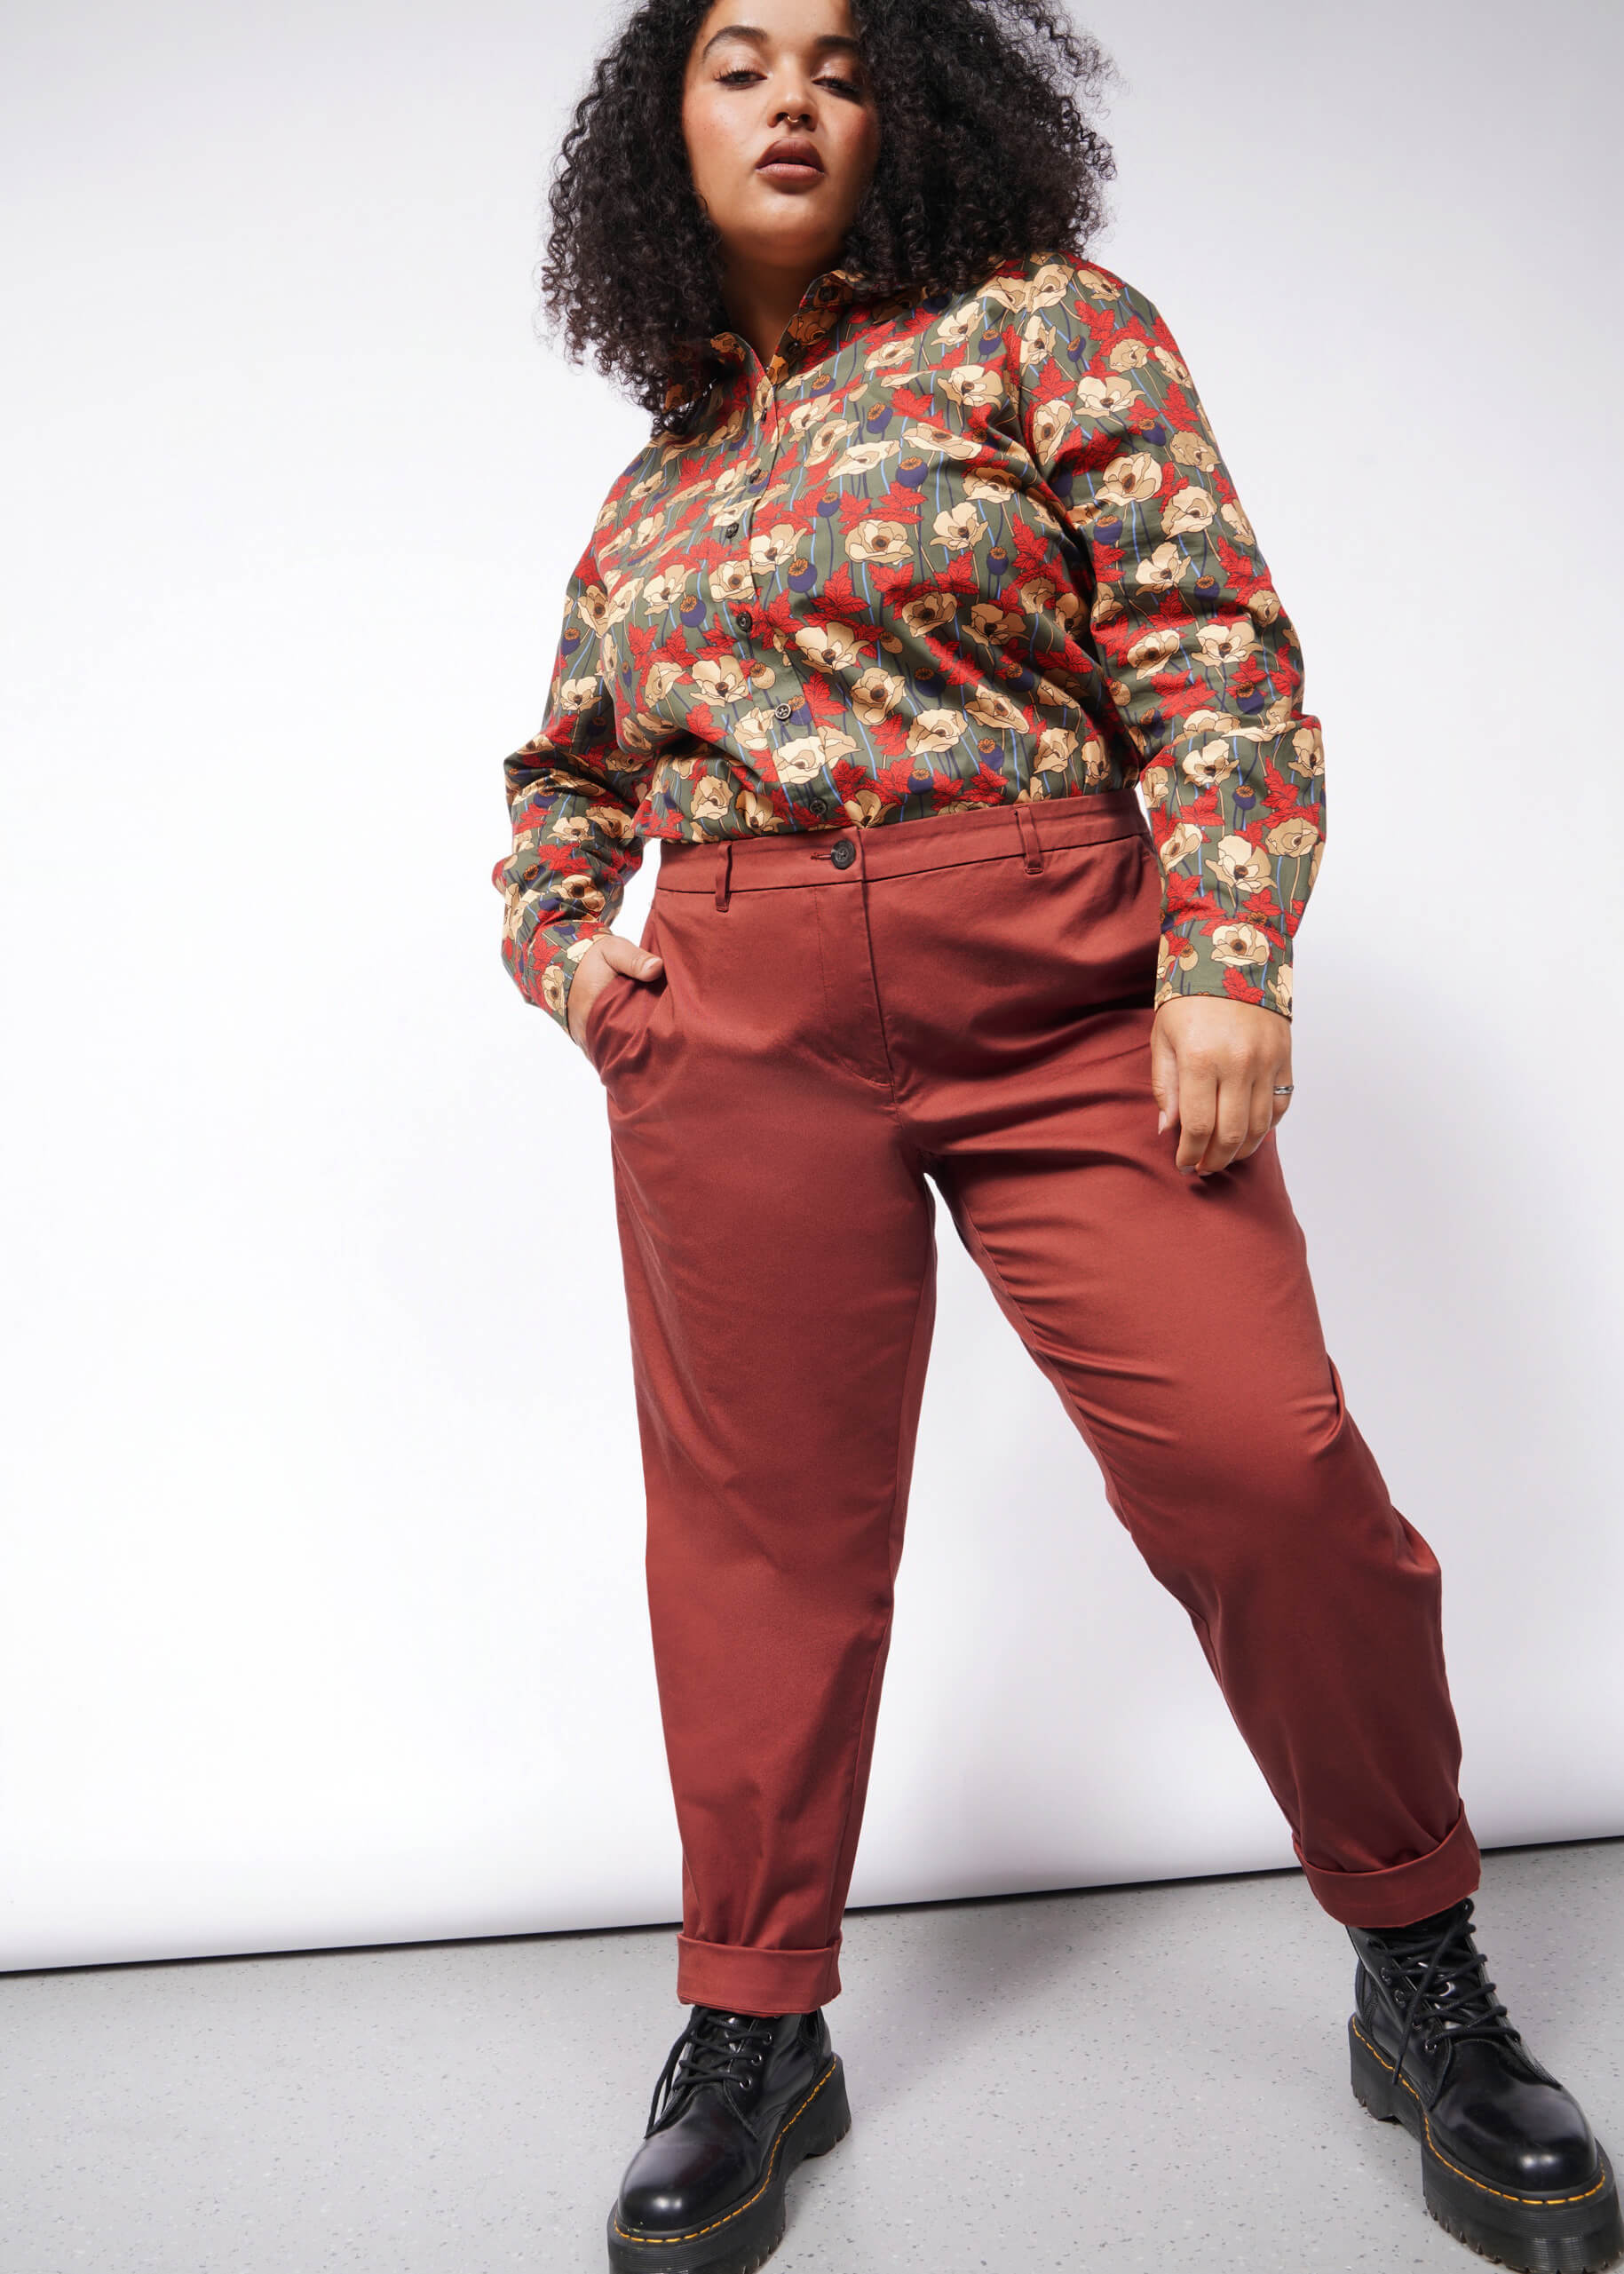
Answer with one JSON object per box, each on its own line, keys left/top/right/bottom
{"left": 576, "top": 891, "right": 667, "bottom": 1076}
{"left": 579, "top": 971, "right": 626, "bottom": 1075}
{"left": 584, "top": 913, "right": 670, "bottom": 1084}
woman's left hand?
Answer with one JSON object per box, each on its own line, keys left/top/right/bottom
{"left": 1150, "top": 996, "right": 1293, "bottom": 1177}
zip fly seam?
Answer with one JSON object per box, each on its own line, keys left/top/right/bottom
{"left": 851, "top": 835, "right": 906, "bottom": 1113}
{"left": 810, "top": 884, "right": 899, "bottom": 1107}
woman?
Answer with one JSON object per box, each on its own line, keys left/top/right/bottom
{"left": 494, "top": 4, "right": 1620, "bottom": 2270}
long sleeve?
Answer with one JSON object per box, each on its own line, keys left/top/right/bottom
{"left": 492, "top": 538, "right": 646, "bottom": 1034}
{"left": 1015, "top": 260, "right": 1324, "bottom": 1019}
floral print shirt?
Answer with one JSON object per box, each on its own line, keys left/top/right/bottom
{"left": 494, "top": 245, "right": 1324, "bottom": 1034}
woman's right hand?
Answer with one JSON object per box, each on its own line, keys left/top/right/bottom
{"left": 566, "top": 931, "right": 664, "bottom": 1050}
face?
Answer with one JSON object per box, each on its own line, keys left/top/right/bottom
{"left": 682, "top": 0, "right": 881, "bottom": 281}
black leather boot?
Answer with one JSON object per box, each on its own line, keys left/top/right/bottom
{"left": 606, "top": 2004, "right": 851, "bottom": 2274}
{"left": 1348, "top": 1898, "right": 1623, "bottom": 2270}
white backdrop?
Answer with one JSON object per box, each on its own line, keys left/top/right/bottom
{"left": 4, "top": 0, "right": 1620, "bottom": 1973}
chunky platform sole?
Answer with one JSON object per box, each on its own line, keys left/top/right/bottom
{"left": 1351, "top": 2017, "right": 1624, "bottom": 2272}
{"left": 606, "top": 2055, "right": 852, "bottom": 2274}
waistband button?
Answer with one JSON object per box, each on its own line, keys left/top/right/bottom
{"left": 829, "top": 838, "right": 857, "bottom": 870}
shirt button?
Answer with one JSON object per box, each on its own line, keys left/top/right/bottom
{"left": 830, "top": 839, "right": 857, "bottom": 870}
{"left": 736, "top": 608, "right": 754, "bottom": 632}
{"left": 718, "top": 519, "right": 741, "bottom": 537}
{"left": 774, "top": 702, "right": 794, "bottom": 721}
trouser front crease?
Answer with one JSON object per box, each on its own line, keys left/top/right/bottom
{"left": 583, "top": 792, "right": 1479, "bottom": 2016}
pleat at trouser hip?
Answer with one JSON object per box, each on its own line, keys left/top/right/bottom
{"left": 581, "top": 792, "right": 1479, "bottom": 2016}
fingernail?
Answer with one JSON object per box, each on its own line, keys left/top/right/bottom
{"left": 1156, "top": 1112, "right": 1168, "bottom": 1135}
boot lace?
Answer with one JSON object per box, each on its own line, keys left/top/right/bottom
{"left": 1374, "top": 1898, "right": 1524, "bottom": 2086}
{"left": 646, "top": 2007, "right": 781, "bottom": 2135}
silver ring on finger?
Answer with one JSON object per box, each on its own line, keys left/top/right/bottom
{"left": 1272, "top": 1084, "right": 1295, "bottom": 1096}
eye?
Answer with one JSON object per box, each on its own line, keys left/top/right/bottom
{"left": 817, "top": 74, "right": 866, "bottom": 99}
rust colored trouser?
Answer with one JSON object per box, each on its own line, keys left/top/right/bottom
{"left": 581, "top": 790, "right": 1479, "bottom": 2016}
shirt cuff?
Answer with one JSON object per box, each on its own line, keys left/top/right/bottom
{"left": 510, "top": 923, "right": 606, "bottom": 1035}
{"left": 1156, "top": 923, "right": 1294, "bottom": 1021}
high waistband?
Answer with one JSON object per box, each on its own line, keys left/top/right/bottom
{"left": 654, "top": 788, "right": 1148, "bottom": 896}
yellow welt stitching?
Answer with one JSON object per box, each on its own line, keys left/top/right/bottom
{"left": 611, "top": 2060, "right": 837, "bottom": 2247}
{"left": 1351, "top": 2018, "right": 1611, "bottom": 2208}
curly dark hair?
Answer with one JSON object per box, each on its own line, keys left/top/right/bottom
{"left": 537, "top": 0, "right": 1116, "bottom": 437}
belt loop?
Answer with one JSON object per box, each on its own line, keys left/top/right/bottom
{"left": 715, "top": 839, "right": 733, "bottom": 912}
{"left": 1016, "top": 800, "right": 1044, "bottom": 875}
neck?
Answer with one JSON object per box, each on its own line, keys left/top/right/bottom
{"left": 720, "top": 250, "right": 840, "bottom": 367}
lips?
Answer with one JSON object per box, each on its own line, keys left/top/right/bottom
{"left": 757, "top": 139, "right": 824, "bottom": 179}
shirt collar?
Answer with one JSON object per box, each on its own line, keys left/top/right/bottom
{"left": 707, "top": 260, "right": 879, "bottom": 368}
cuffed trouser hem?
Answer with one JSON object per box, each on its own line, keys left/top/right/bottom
{"left": 675, "top": 1932, "right": 844, "bottom": 2016}
{"left": 1295, "top": 1806, "right": 1482, "bottom": 1929}
{"left": 614, "top": 801, "right": 1475, "bottom": 2004}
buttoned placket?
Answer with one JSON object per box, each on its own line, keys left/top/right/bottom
{"left": 707, "top": 274, "right": 865, "bottom": 801}
{"left": 709, "top": 365, "right": 772, "bottom": 649}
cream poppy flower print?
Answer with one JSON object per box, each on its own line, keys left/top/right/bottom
{"left": 1163, "top": 486, "right": 1217, "bottom": 536}
{"left": 967, "top": 685, "right": 1027, "bottom": 733}
{"left": 970, "top": 598, "right": 1026, "bottom": 643}
{"left": 937, "top": 363, "right": 1005, "bottom": 411}
{"left": 1126, "top": 629, "right": 1182, "bottom": 673}
{"left": 497, "top": 247, "right": 1324, "bottom": 1032}
{"left": 708, "top": 560, "right": 754, "bottom": 604}
{"left": 902, "top": 420, "right": 979, "bottom": 462}
{"left": 931, "top": 500, "right": 989, "bottom": 557}
{"left": 1019, "top": 313, "right": 1058, "bottom": 374}
{"left": 852, "top": 668, "right": 905, "bottom": 724}
{"left": 1290, "top": 726, "right": 1326, "bottom": 777}
{"left": 907, "top": 709, "right": 968, "bottom": 755}
{"left": 1160, "top": 822, "right": 1203, "bottom": 870}
{"left": 1181, "top": 741, "right": 1238, "bottom": 788}
{"left": 1097, "top": 453, "right": 1163, "bottom": 507}
{"left": 689, "top": 777, "right": 733, "bottom": 824}
{"left": 931, "top": 304, "right": 984, "bottom": 350}
{"left": 640, "top": 567, "right": 693, "bottom": 614}
{"left": 1210, "top": 923, "right": 1271, "bottom": 967}
{"left": 748, "top": 522, "right": 801, "bottom": 574}
{"left": 1134, "top": 543, "right": 1184, "bottom": 591}
{"left": 828, "top": 440, "right": 900, "bottom": 479}
{"left": 776, "top": 725, "right": 859, "bottom": 784}
{"left": 1075, "top": 375, "right": 1137, "bottom": 420}
{"left": 642, "top": 658, "right": 685, "bottom": 707}
{"left": 692, "top": 656, "right": 755, "bottom": 704}
{"left": 1170, "top": 430, "right": 1218, "bottom": 471}
{"left": 898, "top": 590, "right": 956, "bottom": 638}
{"left": 795, "top": 622, "right": 862, "bottom": 672}
{"left": 1207, "top": 835, "right": 1273, "bottom": 896}
{"left": 845, "top": 519, "right": 913, "bottom": 565}
{"left": 1265, "top": 816, "right": 1319, "bottom": 858}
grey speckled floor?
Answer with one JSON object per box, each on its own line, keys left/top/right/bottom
{"left": 2, "top": 1842, "right": 1620, "bottom": 2274}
